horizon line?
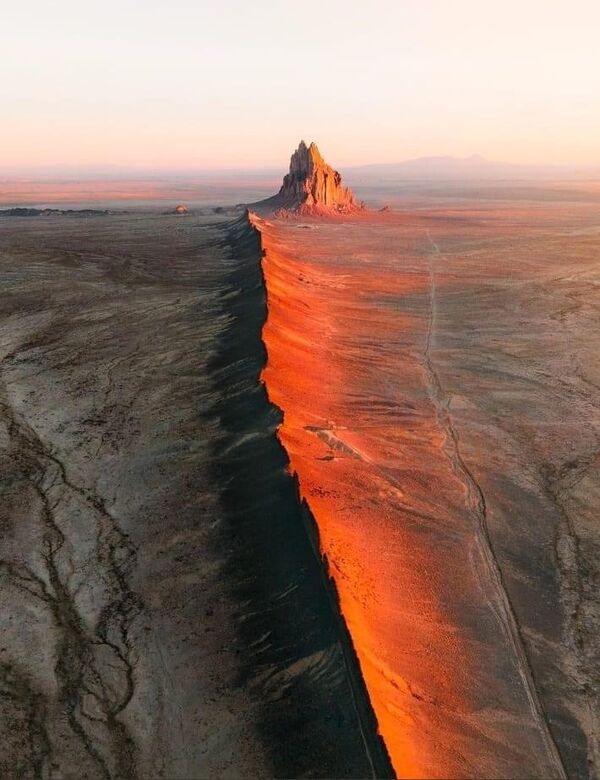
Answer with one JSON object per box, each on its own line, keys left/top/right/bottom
{"left": 2, "top": 154, "right": 600, "bottom": 181}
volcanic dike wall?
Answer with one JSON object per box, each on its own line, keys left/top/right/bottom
{"left": 243, "top": 211, "right": 393, "bottom": 778}
{"left": 246, "top": 210, "right": 410, "bottom": 776}
{"left": 246, "top": 210, "right": 568, "bottom": 780}
{"left": 246, "top": 210, "right": 411, "bottom": 777}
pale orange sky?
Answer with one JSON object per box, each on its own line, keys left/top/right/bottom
{"left": 2, "top": 0, "right": 599, "bottom": 171}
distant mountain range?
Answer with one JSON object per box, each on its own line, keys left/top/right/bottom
{"left": 2, "top": 156, "right": 599, "bottom": 183}
{"left": 345, "top": 155, "right": 600, "bottom": 181}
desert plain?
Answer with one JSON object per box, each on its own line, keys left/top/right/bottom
{"left": 253, "top": 189, "right": 600, "bottom": 778}
{"left": 0, "top": 177, "right": 599, "bottom": 778}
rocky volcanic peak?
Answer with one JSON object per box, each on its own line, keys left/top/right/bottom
{"left": 277, "top": 140, "right": 360, "bottom": 213}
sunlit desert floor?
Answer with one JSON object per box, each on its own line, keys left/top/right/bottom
{"left": 0, "top": 184, "right": 599, "bottom": 779}
{"left": 253, "top": 195, "right": 600, "bottom": 779}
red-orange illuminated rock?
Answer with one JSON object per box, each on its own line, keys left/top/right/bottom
{"left": 248, "top": 204, "right": 595, "bottom": 779}
{"left": 270, "top": 140, "right": 360, "bottom": 214}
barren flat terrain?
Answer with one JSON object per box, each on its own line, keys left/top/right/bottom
{"left": 253, "top": 193, "right": 600, "bottom": 778}
{"left": 1, "top": 183, "right": 599, "bottom": 779}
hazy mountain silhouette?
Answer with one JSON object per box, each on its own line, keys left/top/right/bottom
{"left": 346, "top": 155, "right": 600, "bottom": 181}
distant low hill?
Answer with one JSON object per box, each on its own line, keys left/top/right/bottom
{"left": 346, "top": 155, "right": 600, "bottom": 182}
{"left": 0, "top": 207, "right": 114, "bottom": 217}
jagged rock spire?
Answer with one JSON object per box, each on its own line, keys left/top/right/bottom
{"left": 277, "top": 140, "right": 359, "bottom": 213}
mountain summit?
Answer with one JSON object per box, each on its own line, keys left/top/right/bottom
{"left": 276, "top": 140, "right": 360, "bottom": 214}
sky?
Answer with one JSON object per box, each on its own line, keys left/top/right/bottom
{"left": 2, "top": 0, "right": 600, "bottom": 172}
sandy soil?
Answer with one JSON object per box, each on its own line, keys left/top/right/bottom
{"left": 0, "top": 210, "right": 378, "bottom": 778}
{"left": 252, "top": 196, "right": 600, "bottom": 779}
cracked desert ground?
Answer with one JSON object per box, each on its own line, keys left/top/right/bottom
{"left": 0, "top": 182, "right": 599, "bottom": 778}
